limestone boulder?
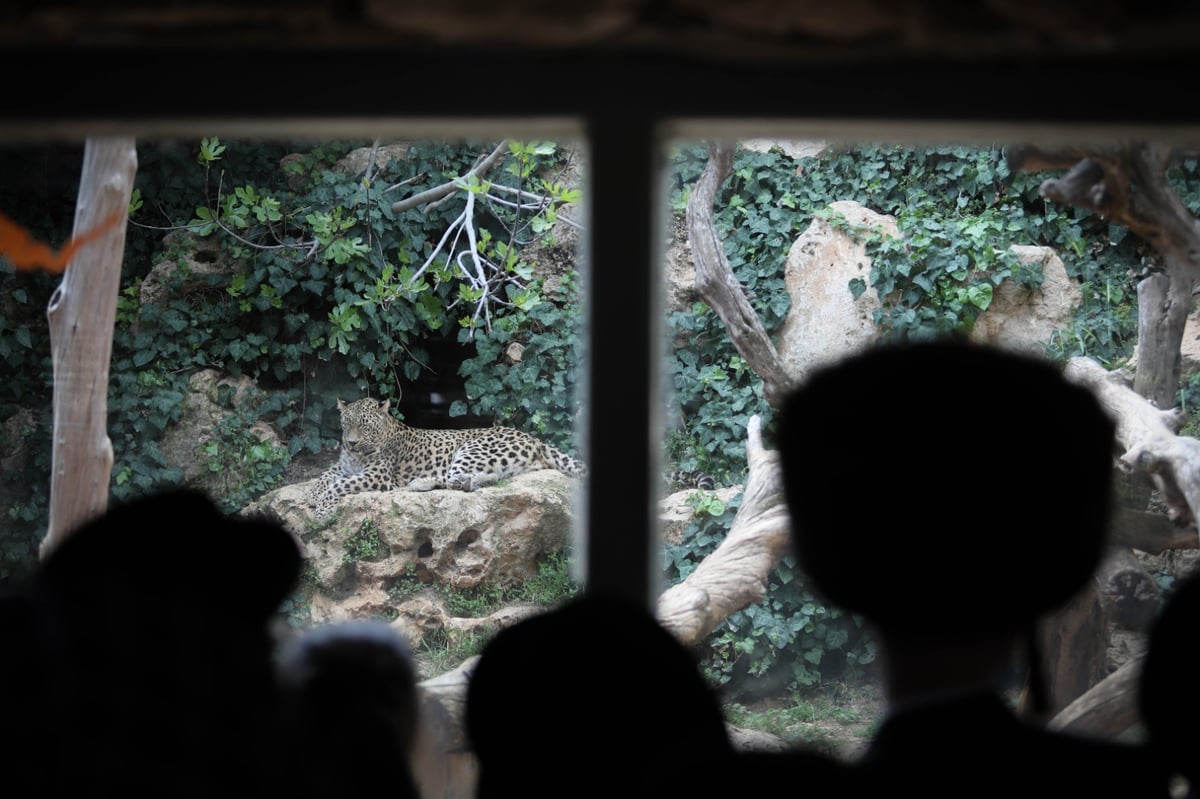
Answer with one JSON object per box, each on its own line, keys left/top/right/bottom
{"left": 245, "top": 470, "right": 732, "bottom": 664}
{"left": 243, "top": 470, "right": 579, "bottom": 643}
{"left": 159, "top": 369, "right": 286, "bottom": 501}
{"left": 663, "top": 211, "right": 699, "bottom": 314}
{"left": 740, "top": 139, "right": 827, "bottom": 161}
{"left": 775, "top": 200, "right": 900, "bottom": 377}
{"left": 967, "top": 244, "right": 1082, "bottom": 355}
{"left": 332, "top": 143, "right": 412, "bottom": 176}
{"left": 138, "top": 229, "right": 230, "bottom": 308}
{"left": 776, "top": 201, "right": 1085, "bottom": 378}
{"left": 659, "top": 485, "right": 743, "bottom": 546}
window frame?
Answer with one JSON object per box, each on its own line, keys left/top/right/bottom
{"left": 4, "top": 47, "right": 1199, "bottom": 610}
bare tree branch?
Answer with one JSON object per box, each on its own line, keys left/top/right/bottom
{"left": 686, "top": 141, "right": 796, "bottom": 407}
{"left": 390, "top": 141, "right": 509, "bottom": 214}
{"left": 1010, "top": 141, "right": 1200, "bottom": 405}
{"left": 1065, "top": 355, "right": 1200, "bottom": 535}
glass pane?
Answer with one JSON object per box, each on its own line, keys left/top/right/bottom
{"left": 0, "top": 131, "right": 589, "bottom": 797}
{"left": 657, "top": 132, "right": 1194, "bottom": 764}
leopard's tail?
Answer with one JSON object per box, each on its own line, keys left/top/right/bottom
{"left": 542, "top": 443, "right": 588, "bottom": 478}
{"left": 666, "top": 470, "right": 716, "bottom": 491}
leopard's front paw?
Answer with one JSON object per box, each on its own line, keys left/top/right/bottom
{"left": 406, "top": 478, "right": 443, "bottom": 491}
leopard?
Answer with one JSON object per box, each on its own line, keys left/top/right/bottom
{"left": 306, "top": 397, "right": 587, "bottom": 518}
{"left": 664, "top": 470, "right": 716, "bottom": 492}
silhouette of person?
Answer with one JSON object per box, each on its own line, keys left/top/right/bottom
{"left": 19, "top": 489, "right": 302, "bottom": 798}
{"left": 465, "top": 594, "right": 736, "bottom": 799}
{"left": 0, "top": 587, "right": 68, "bottom": 795}
{"left": 275, "top": 619, "right": 422, "bottom": 799}
{"left": 1140, "top": 569, "right": 1200, "bottom": 798}
{"left": 775, "top": 338, "right": 1170, "bottom": 798}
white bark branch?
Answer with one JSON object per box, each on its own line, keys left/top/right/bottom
{"left": 657, "top": 414, "right": 793, "bottom": 646}
{"left": 1065, "top": 355, "right": 1200, "bottom": 536}
{"left": 390, "top": 141, "right": 509, "bottom": 214}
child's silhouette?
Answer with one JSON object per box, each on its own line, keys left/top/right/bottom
{"left": 276, "top": 619, "right": 422, "bottom": 799}
{"left": 16, "top": 489, "right": 302, "bottom": 797}
{"left": 775, "top": 338, "right": 1170, "bottom": 798}
{"left": 466, "top": 595, "right": 736, "bottom": 799}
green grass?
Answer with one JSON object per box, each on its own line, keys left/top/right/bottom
{"left": 392, "top": 548, "right": 581, "bottom": 677}
{"left": 417, "top": 626, "right": 496, "bottom": 676}
{"left": 723, "top": 682, "right": 881, "bottom": 755}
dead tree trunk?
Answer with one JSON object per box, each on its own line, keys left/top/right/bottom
{"left": 413, "top": 656, "right": 479, "bottom": 799}
{"left": 40, "top": 137, "right": 136, "bottom": 558}
{"left": 1022, "top": 579, "right": 1110, "bottom": 718}
{"left": 1009, "top": 142, "right": 1200, "bottom": 406}
{"left": 687, "top": 140, "right": 795, "bottom": 408}
{"left": 1134, "top": 272, "right": 1189, "bottom": 408}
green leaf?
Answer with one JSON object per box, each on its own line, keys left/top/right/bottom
{"left": 967, "top": 283, "right": 993, "bottom": 310}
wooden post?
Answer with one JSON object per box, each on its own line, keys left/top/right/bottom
{"left": 40, "top": 137, "right": 136, "bottom": 558}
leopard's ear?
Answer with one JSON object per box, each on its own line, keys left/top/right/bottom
{"left": 337, "top": 398, "right": 346, "bottom": 410}
{"left": 380, "top": 398, "right": 390, "bottom": 413}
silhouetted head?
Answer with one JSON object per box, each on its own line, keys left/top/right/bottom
{"left": 1139, "top": 571, "right": 1200, "bottom": 787}
{"left": 29, "top": 489, "right": 302, "bottom": 796}
{"left": 276, "top": 620, "right": 420, "bottom": 799}
{"left": 776, "top": 339, "right": 1116, "bottom": 640}
{"left": 36, "top": 488, "right": 301, "bottom": 621}
{"left": 277, "top": 620, "right": 418, "bottom": 748}
{"left": 466, "top": 595, "right": 733, "bottom": 799}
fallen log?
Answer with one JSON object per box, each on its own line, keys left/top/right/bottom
{"left": 1065, "top": 356, "right": 1200, "bottom": 535}
{"left": 657, "top": 413, "right": 792, "bottom": 646}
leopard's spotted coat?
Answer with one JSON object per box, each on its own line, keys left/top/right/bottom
{"left": 306, "top": 397, "right": 586, "bottom": 518}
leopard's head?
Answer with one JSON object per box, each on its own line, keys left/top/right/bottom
{"left": 336, "top": 398, "right": 395, "bottom": 451}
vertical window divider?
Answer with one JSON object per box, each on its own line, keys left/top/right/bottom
{"left": 581, "top": 112, "right": 665, "bottom": 608}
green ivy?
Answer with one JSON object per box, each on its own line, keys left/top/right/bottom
{"left": 659, "top": 141, "right": 1147, "bottom": 694}
{"left": 459, "top": 270, "right": 584, "bottom": 452}
{"left": 0, "top": 136, "right": 585, "bottom": 582}
{"left": 663, "top": 494, "right": 876, "bottom": 698}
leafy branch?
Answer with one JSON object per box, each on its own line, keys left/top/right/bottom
{"left": 397, "top": 140, "right": 580, "bottom": 336}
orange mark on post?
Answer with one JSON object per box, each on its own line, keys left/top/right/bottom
{"left": 0, "top": 211, "right": 125, "bottom": 274}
